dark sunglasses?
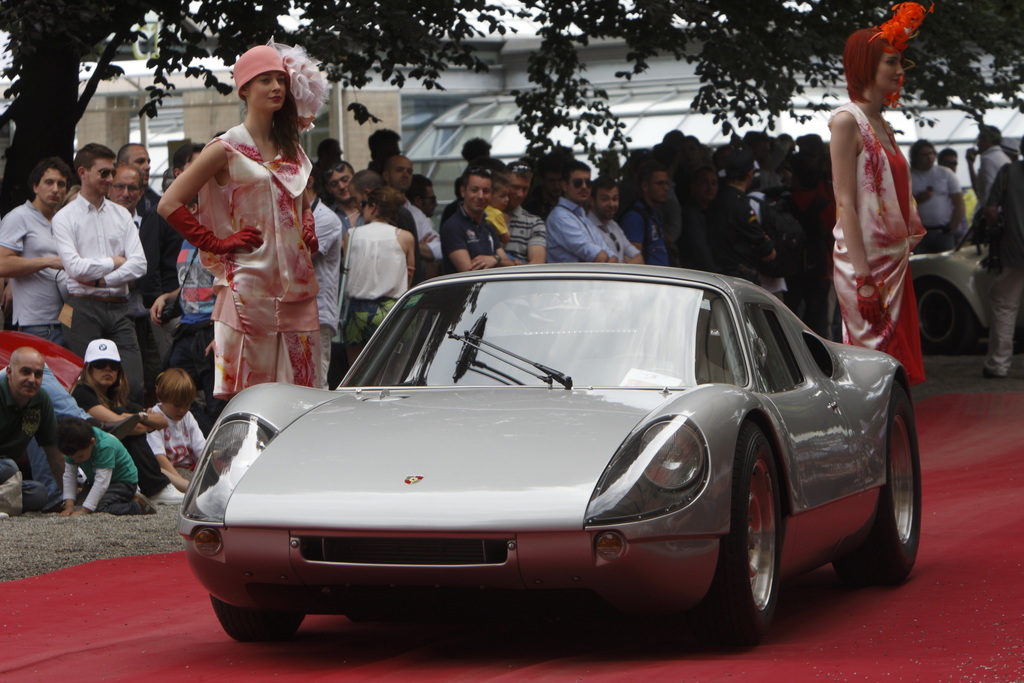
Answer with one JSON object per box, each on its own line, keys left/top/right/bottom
{"left": 466, "top": 166, "right": 493, "bottom": 178}
{"left": 360, "top": 200, "right": 374, "bottom": 208}
{"left": 509, "top": 163, "right": 532, "bottom": 174}
{"left": 571, "top": 178, "right": 592, "bottom": 189}
{"left": 97, "top": 168, "right": 115, "bottom": 179}
{"left": 90, "top": 360, "right": 121, "bottom": 371}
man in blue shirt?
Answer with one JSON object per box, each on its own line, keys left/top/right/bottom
{"left": 620, "top": 161, "right": 672, "bottom": 266}
{"left": 546, "top": 160, "right": 617, "bottom": 264}
{"left": 440, "top": 167, "right": 511, "bottom": 273}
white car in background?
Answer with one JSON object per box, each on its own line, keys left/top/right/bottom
{"left": 911, "top": 241, "right": 1024, "bottom": 354}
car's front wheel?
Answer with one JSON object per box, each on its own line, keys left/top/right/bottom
{"left": 689, "top": 422, "right": 781, "bottom": 646}
{"left": 832, "top": 383, "right": 921, "bottom": 586}
{"left": 211, "top": 595, "right": 305, "bottom": 642}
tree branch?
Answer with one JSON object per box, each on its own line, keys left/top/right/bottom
{"left": 0, "top": 102, "right": 14, "bottom": 131}
{"left": 76, "top": 29, "right": 133, "bottom": 121}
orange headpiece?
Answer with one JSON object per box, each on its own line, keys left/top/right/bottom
{"left": 873, "top": 3, "right": 934, "bottom": 52}
{"left": 870, "top": 3, "right": 934, "bottom": 107}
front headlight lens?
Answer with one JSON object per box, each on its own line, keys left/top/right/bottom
{"left": 182, "top": 415, "right": 276, "bottom": 523}
{"left": 641, "top": 421, "right": 705, "bottom": 490}
{"left": 586, "top": 416, "right": 708, "bottom": 525}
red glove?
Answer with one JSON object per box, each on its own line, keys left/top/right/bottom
{"left": 856, "top": 275, "right": 884, "bottom": 328}
{"left": 166, "top": 205, "right": 263, "bottom": 255}
{"left": 302, "top": 211, "right": 319, "bottom": 254}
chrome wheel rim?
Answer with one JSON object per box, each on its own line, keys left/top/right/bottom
{"left": 747, "top": 455, "right": 776, "bottom": 611}
{"left": 890, "top": 413, "right": 915, "bottom": 544}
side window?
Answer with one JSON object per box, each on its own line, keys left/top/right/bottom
{"left": 694, "top": 292, "right": 747, "bottom": 386}
{"left": 743, "top": 304, "right": 803, "bottom": 393}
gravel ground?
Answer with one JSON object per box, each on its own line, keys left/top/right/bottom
{"left": 0, "top": 504, "right": 183, "bottom": 582}
{"left": 1, "top": 352, "right": 1019, "bottom": 583}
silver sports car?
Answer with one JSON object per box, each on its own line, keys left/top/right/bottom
{"left": 178, "top": 264, "right": 921, "bottom": 646}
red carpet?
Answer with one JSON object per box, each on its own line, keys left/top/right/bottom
{"left": 3, "top": 393, "right": 1022, "bottom": 681}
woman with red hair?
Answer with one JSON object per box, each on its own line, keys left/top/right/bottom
{"left": 830, "top": 3, "right": 933, "bottom": 385}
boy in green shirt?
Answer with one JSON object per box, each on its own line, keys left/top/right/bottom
{"left": 57, "top": 416, "right": 155, "bottom": 516}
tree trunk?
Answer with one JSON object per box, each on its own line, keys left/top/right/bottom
{"left": 1, "top": 44, "right": 81, "bottom": 214}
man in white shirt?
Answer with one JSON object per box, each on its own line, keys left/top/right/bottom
{"left": 587, "top": 177, "right": 642, "bottom": 264}
{"left": 407, "top": 174, "right": 439, "bottom": 223}
{"left": 52, "top": 143, "right": 148, "bottom": 401}
{"left": 968, "top": 125, "right": 1012, "bottom": 214}
{"left": 384, "top": 154, "right": 441, "bottom": 280}
{"left": 910, "top": 140, "right": 964, "bottom": 254}
{"left": 0, "top": 157, "right": 72, "bottom": 345}
{"left": 302, "top": 174, "right": 344, "bottom": 388}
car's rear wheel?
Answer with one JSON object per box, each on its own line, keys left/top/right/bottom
{"left": 210, "top": 595, "right": 305, "bottom": 642}
{"left": 916, "top": 277, "right": 979, "bottom": 354}
{"left": 832, "top": 383, "right": 921, "bottom": 586}
{"left": 689, "top": 422, "right": 780, "bottom": 646}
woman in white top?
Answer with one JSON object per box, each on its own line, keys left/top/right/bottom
{"left": 342, "top": 185, "right": 415, "bottom": 363}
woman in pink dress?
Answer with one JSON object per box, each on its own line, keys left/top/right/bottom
{"left": 830, "top": 3, "right": 933, "bottom": 386}
{"left": 159, "top": 44, "right": 327, "bottom": 398}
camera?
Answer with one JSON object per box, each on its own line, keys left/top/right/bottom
{"left": 159, "top": 299, "right": 183, "bottom": 324}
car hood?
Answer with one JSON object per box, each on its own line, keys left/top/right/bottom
{"left": 225, "top": 387, "right": 679, "bottom": 531}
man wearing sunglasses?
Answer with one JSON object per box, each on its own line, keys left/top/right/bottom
{"left": 546, "top": 160, "right": 617, "bottom": 264}
{"left": 52, "top": 143, "right": 147, "bottom": 402}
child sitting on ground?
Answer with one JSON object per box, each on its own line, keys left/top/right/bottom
{"left": 58, "top": 416, "right": 155, "bottom": 516}
{"left": 146, "top": 369, "right": 207, "bottom": 484}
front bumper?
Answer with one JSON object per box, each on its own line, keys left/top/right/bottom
{"left": 184, "top": 526, "right": 719, "bottom": 617}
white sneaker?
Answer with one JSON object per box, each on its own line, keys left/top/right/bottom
{"left": 148, "top": 484, "right": 185, "bottom": 505}
{"left": 0, "top": 512, "right": 9, "bottom": 519}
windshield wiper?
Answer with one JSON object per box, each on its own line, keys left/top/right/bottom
{"left": 448, "top": 317, "right": 573, "bottom": 390}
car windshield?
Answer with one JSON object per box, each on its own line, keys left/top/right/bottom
{"left": 345, "top": 277, "right": 747, "bottom": 388}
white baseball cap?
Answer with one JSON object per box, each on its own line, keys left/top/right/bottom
{"left": 84, "top": 339, "right": 121, "bottom": 364}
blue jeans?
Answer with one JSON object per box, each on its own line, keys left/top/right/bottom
{"left": 19, "top": 324, "right": 66, "bottom": 348}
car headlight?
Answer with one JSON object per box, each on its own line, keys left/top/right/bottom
{"left": 182, "top": 415, "right": 276, "bottom": 524}
{"left": 585, "top": 416, "right": 708, "bottom": 525}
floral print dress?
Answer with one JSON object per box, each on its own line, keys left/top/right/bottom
{"left": 197, "top": 124, "right": 320, "bottom": 397}
{"left": 830, "top": 102, "right": 926, "bottom": 385}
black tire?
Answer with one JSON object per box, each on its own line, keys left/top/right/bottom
{"left": 689, "top": 422, "right": 781, "bottom": 646}
{"left": 915, "top": 278, "right": 978, "bottom": 354}
{"left": 833, "top": 383, "right": 921, "bottom": 587}
{"left": 210, "top": 595, "right": 305, "bottom": 642}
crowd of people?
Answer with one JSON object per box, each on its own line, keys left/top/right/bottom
{"left": 1, "top": 3, "right": 1018, "bottom": 519}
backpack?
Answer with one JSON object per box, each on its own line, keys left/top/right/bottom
{"left": 751, "top": 191, "right": 806, "bottom": 278}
